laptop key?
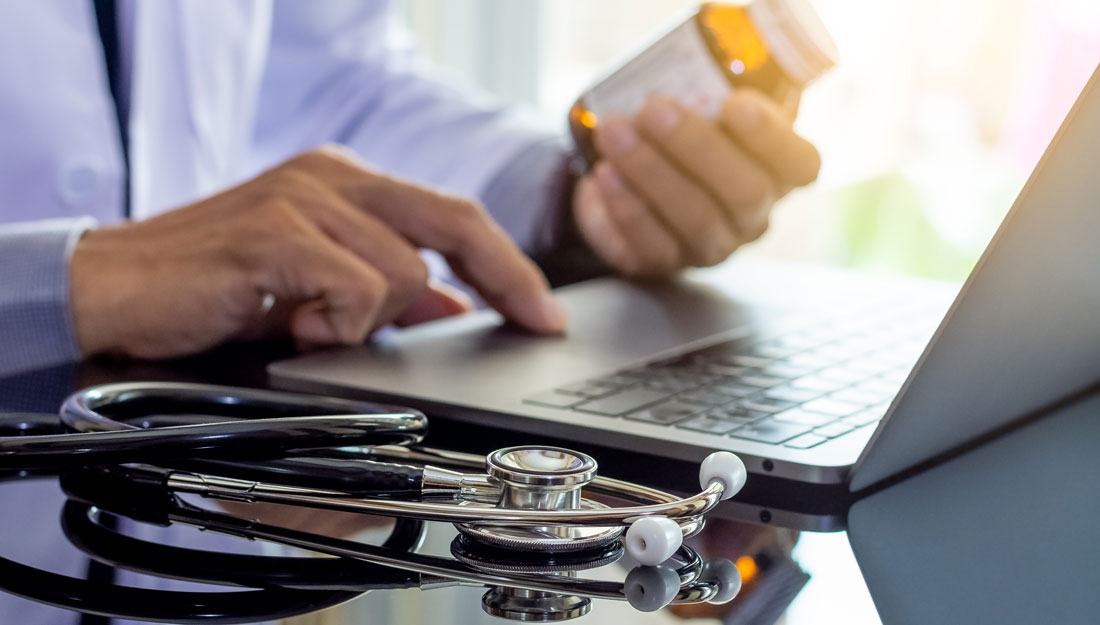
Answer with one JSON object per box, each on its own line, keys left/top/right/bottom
{"left": 854, "top": 378, "right": 902, "bottom": 397}
{"left": 842, "top": 408, "right": 886, "bottom": 427}
{"left": 750, "top": 344, "right": 797, "bottom": 359}
{"left": 789, "top": 375, "right": 848, "bottom": 393}
{"left": 772, "top": 408, "right": 836, "bottom": 427}
{"left": 573, "top": 387, "right": 670, "bottom": 416}
{"left": 625, "top": 400, "right": 704, "bottom": 425}
{"left": 739, "top": 374, "right": 787, "bottom": 389}
{"left": 816, "top": 366, "right": 868, "bottom": 384}
{"left": 709, "top": 382, "right": 761, "bottom": 397}
{"left": 784, "top": 433, "right": 829, "bottom": 449}
{"left": 678, "top": 390, "right": 736, "bottom": 406}
{"left": 814, "top": 421, "right": 855, "bottom": 438}
{"left": 801, "top": 398, "right": 864, "bottom": 417}
{"left": 644, "top": 379, "right": 699, "bottom": 393}
{"left": 555, "top": 381, "right": 619, "bottom": 398}
{"left": 524, "top": 391, "right": 585, "bottom": 409}
{"left": 739, "top": 396, "right": 798, "bottom": 413}
{"left": 729, "top": 420, "right": 811, "bottom": 444}
{"left": 701, "top": 364, "right": 752, "bottom": 377}
{"left": 786, "top": 353, "right": 835, "bottom": 370}
{"left": 676, "top": 413, "right": 744, "bottom": 434}
{"left": 725, "top": 355, "right": 774, "bottom": 368}
{"left": 587, "top": 374, "right": 639, "bottom": 388}
{"left": 708, "top": 407, "right": 769, "bottom": 423}
{"left": 828, "top": 387, "right": 881, "bottom": 406}
{"left": 763, "top": 385, "right": 820, "bottom": 403}
{"left": 758, "top": 362, "right": 814, "bottom": 380}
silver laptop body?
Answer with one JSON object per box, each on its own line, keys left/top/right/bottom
{"left": 271, "top": 64, "right": 1100, "bottom": 492}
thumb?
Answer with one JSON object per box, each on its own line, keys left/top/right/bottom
{"left": 394, "top": 281, "right": 476, "bottom": 327}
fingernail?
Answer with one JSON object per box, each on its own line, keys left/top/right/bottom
{"left": 599, "top": 118, "right": 637, "bottom": 155}
{"left": 725, "top": 93, "right": 761, "bottom": 134}
{"left": 641, "top": 99, "right": 681, "bottom": 136}
{"left": 595, "top": 162, "right": 625, "bottom": 193}
{"left": 538, "top": 293, "right": 569, "bottom": 333}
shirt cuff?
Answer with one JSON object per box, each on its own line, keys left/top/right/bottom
{"left": 478, "top": 138, "right": 610, "bottom": 287}
{"left": 0, "top": 217, "right": 97, "bottom": 377}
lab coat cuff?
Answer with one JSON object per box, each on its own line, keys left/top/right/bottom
{"left": 0, "top": 217, "right": 97, "bottom": 377}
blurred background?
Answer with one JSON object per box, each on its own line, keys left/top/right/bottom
{"left": 394, "top": 0, "right": 1100, "bottom": 281}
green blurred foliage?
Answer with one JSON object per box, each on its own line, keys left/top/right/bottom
{"left": 828, "top": 173, "right": 981, "bottom": 282}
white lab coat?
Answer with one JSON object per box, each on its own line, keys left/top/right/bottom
{"left": 0, "top": 0, "right": 554, "bottom": 227}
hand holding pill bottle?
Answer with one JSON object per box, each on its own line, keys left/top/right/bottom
{"left": 569, "top": 0, "right": 838, "bottom": 168}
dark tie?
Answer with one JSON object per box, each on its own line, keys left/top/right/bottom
{"left": 92, "top": 0, "right": 130, "bottom": 218}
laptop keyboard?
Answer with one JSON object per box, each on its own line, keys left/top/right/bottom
{"left": 523, "top": 309, "right": 938, "bottom": 449}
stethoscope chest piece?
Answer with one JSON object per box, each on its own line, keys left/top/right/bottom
{"left": 482, "top": 587, "right": 591, "bottom": 622}
{"left": 455, "top": 446, "right": 625, "bottom": 553}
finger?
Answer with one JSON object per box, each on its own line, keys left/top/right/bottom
{"left": 246, "top": 202, "right": 388, "bottom": 346}
{"left": 286, "top": 149, "right": 567, "bottom": 333}
{"left": 591, "top": 163, "right": 681, "bottom": 277}
{"left": 394, "top": 281, "right": 475, "bottom": 327}
{"left": 594, "top": 117, "right": 739, "bottom": 266}
{"left": 265, "top": 169, "right": 430, "bottom": 327}
{"left": 719, "top": 89, "right": 821, "bottom": 187}
{"left": 637, "top": 98, "right": 777, "bottom": 240}
{"left": 573, "top": 174, "right": 644, "bottom": 276}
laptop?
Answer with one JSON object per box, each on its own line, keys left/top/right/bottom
{"left": 270, "top": 63, "right": 1100, "bottom": 495}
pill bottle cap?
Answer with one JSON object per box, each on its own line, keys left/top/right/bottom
{"left": 747, "top": 0, "right": 838, "bottom": 86}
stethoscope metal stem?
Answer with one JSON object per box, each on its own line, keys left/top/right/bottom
{"left": 164, "top": 469, "right": 723, "bottom": 528}
{"left": 363, "top": 444, "right": 699, "bottom": 510}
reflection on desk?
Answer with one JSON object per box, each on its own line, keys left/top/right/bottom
{"left": 0, "top": 464, "right": 819, "bottom": 624}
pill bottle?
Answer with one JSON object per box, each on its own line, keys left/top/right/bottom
{"left": 569, "top": 0, "right": 837, "bottom": 168}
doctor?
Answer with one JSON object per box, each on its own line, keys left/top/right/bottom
{"left": 0, "top": 1, "right": 820, "bottom": 377}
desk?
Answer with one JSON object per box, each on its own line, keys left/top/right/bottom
{"left": 0, "top": 345, "right": 1094, "bottom": 624}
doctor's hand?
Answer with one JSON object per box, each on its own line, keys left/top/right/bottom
{"left": 572, "top": 89, "right": 820, "bottom": 278}
{"left": 69, "top": 147, "right": 566, "bottom": 360}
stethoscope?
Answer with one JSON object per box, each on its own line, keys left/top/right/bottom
{"left": 54, "top": 466, "right": 741, "bottom": 620}
{"left": 0, "top": 382, "right": 747, "bottom": 566}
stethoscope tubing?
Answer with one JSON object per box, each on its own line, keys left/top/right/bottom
{"left": 0, "top": 414, "right": 423, "bottom": 469}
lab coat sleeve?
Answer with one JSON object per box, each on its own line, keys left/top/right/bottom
{"left": 252, "top": 1, "right": 582, "bottom": 257}
{"left": 0, "top": 218, "right": 96, "bottom": 377}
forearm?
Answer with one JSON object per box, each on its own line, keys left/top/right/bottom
{"left": 0, "top": 218, "right": 95, "bottom": 377}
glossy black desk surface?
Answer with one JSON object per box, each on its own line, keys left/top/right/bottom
{"left": 1, "top": 346, "right": 1095, "bottom": 625}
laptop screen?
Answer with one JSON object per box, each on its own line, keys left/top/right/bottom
{"left": 851, "top": 63, "right": 1100, "bottom": 492}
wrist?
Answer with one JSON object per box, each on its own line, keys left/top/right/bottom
{"left": 69, "top": 228, "right": 122, "bottom": 356}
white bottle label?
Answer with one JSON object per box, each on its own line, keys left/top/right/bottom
{"left": 583, "top": 16, "right": 733, "bottom": 121}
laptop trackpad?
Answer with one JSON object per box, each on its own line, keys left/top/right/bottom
{"left": 269, "top": 273, "right": 791, "bottom": 403}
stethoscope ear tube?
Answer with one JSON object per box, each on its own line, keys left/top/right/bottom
{"left": 0, "top": 414, "right": 423, "bottom": 470}
{"left": 167, "top": 455, "right": 426, "bottom": 498}
{"left": 0, "top": 382, "right": 429, "bottom": 470}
